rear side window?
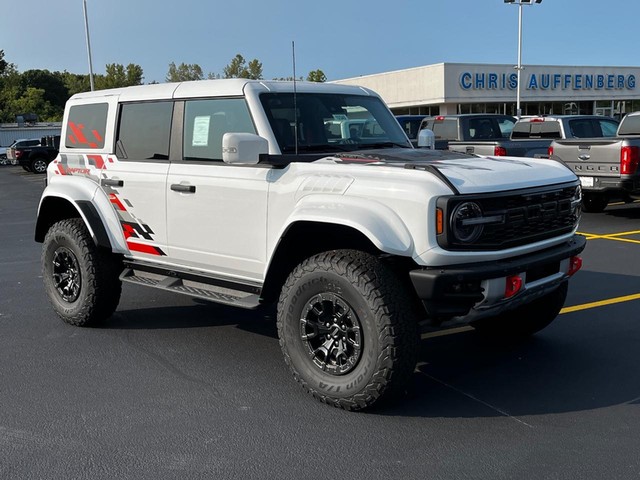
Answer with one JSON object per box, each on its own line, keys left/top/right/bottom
{"left": 183, "top": 98, "right": 255, "bottom": 161}
{"left": 599, "top": 119, "right": 619, "bottom": 137}
{"left": 65, "top": 103, "right": 108, "bottom": 149}
{"left": 116, "top": 102, "right": 173, "bottom": 160}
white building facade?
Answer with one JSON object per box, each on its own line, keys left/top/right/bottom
{"left": 333, "top": 63, "right": 640, "bottom": 118}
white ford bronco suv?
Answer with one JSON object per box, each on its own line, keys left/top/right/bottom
{"left": 36, "top": 80, "right": 585, "bottom": 410}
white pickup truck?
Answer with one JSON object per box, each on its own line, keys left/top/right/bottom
{"left": 35, "top": 80, "right": 585, "bottom": 410}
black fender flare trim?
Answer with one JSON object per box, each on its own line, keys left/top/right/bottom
{"left": 76, "top": 200, "right": 112, "bottom": 250}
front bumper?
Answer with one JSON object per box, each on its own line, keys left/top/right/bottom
{"left": 409, "top": 235, "right": 587, "bottom": 320}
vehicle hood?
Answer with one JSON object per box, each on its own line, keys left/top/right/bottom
{"left": 326, "top": 148, "right": 577, "bottom": 194}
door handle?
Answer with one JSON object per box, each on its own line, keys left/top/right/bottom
{"left": 170, "top": 184, "right": 196, "bottom": 193}
{"left": 101, "top": 179, "right": 124, "bottom": 187}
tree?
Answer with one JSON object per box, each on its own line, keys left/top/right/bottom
{"left": 223, "top": 54, "right": 263, "bottom": 80}
{"left": 96, "top": 63, "right": 144, "bottom": 89}
{"left": 20, "top": 69, "right": 69, "bottom": 113}
{"left": 306, "top": 69, "right": 327, "bottom": 83}
{"left": 166, "top": 62, "right": 204, "bottom": 82}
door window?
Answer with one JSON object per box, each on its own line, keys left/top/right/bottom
{"left": 116, "top": 102, "right": 173, "bottom": 160}
{"left": 183, "top": 98, "right": 255, "bottom": 161}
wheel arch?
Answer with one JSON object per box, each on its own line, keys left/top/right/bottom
{"left": 35, "top": 178, "right": 128, "bottom": 254}
{"left": 261, "top": 220, "right": 413, "bottom": 304}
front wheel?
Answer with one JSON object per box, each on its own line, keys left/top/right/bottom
{"left": 42, "top": 218, "right": 122, "bottom": 326}
{"left": 277, "top": 250, "right": 419, "bottom": 411}
{"left": 472, "top": 282, "right": 568, "bottom": 338}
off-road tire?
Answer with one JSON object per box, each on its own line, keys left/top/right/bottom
{"left": 42, "top": 218, "right": 122, "bottom": 326}
{"left": 472, "top": 282, "right": 568, "bottom": 338}
{"left": 277, "top": 250, "right": 419, "bottom": 411}
{"left": 31, "top": 157, "right": 48, "bottom": 174}
{"left": 582, "top": 192, "right": 608, "bottom": 213}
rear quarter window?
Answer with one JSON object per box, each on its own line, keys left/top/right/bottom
{"left": 65, "top": 103, "right": 108, "bottom": 149}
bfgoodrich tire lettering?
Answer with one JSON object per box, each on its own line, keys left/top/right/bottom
{"left": 277, "top": 250, "right": 418, "bottom": 411}
{"left": 42, "top": 218, "right": 122, "bottom": 326}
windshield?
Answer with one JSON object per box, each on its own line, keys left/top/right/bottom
{"left": 259, "top": 93, "right": 411, "bottom": 153}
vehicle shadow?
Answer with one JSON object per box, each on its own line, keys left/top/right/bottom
{"left": 102, "top": 300, "right": 279, "bottom": 339}
{"left": 102, "top": 271, "right": 639, "bottom": 420}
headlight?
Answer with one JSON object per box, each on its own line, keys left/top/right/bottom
{"left": 451, "top": 201, "right": 484, "bottom": 243}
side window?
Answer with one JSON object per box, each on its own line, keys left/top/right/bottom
{"left": 497, "top": 118, "right": 515, "bottom": 138}
{"left": 116, "top": 102, "right": 173, "bottom": 160}
{"left": 183, "top": 98, "right": 255, "bottom": 161}
{"left": 65, "top": 103, "right": 108, "bottom": 149}
{"left": 599, "top": 120, "right": 619, "bottom": 137}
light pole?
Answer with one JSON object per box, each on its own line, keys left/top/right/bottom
{"left": 504, "top": 0, "right": 542, "bottom": 119}
{"left": 82, "top": 0, "right": 95, "bottom": 91}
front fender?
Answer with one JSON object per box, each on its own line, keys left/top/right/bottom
{"left": 36, "top": 175, "right": 129, "bottom": 254}
{"left": 278, "top": 194, "right": 414, "bottom": 256}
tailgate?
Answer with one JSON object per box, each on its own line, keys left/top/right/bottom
{"left": 552, "top": 140, "right": 622, "bottom": 182}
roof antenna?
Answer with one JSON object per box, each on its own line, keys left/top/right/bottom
{"left": 292, "top": 40, "right": 299, "bottom": 156}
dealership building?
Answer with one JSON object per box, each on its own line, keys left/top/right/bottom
{"left": 333, "top": 63, "right": 640, "bottom": 119}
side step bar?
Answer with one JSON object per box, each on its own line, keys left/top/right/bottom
{"left": 120, "top": 265, "right": 262, "bottom": 310}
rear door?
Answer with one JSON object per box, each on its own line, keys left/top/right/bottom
{"left": 100, "top": 101, "right": 173, "bottom": 259}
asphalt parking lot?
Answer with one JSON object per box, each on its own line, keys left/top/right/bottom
{"left": 1, "top": 165, "right": 639, "bottom": 480}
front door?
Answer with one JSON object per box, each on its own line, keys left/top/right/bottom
{"left": 166, "top": 97, "right": 268, "bottom": 281}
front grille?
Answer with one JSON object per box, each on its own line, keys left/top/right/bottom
{"left": 437, "top": 182, "right": 581, "bottom": 251}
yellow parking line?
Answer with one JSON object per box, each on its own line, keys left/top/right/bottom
{"left": 561, "top": 292, "right": 640, "bottom": 314}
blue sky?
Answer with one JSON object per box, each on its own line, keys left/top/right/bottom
{"left": 3, "top": 0, "right": 638, "bottom": 84}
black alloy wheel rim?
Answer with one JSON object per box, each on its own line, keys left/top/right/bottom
{"left": 52, "top": 247, "right": 81, "bottom": 302}
{"left": 300, "top": 293, "right": 363, "bottom": 375}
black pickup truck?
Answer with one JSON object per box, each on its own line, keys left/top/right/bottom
{"left": 16, "top": 135, "right": 60, "bottom": 174}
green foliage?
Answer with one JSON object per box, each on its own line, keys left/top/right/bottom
{"left": 0, "top": 50, "right": 145, "bottom": 122}
{"left": 95, "top": 63, "right": 144, "bottom": 89}
{"left": 166, "top": 62, "right": 204, "bottom": 82}
{"left": 223, "top": 54, "right": 263, "bottom": 80}
{"left": 306, "top": 69, "right": 327, "bottom": 83}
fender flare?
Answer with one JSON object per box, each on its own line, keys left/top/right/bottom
{"left": 273, "top": 194, "right": 414, "bottom": 258}
{"left": 36, "top": 176, "right": 129, "bottom": 254}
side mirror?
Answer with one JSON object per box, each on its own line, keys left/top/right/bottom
{"left": 222, "top": 133, "right": 269, "bottom": 165}
{"left": 417, "top": 128, "right": 435, "bottom": 149}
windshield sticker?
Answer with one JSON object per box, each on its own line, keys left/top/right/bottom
{"left": 192, "top": 116, "right": 210, "bottom": 147}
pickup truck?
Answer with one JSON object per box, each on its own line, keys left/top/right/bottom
{"left": 418, "top": 114, "right": 516, "bottom": 150}
{"left": 35, "top": 79, "right": 585, "bottom": 411}
{"left": 549, "top": 112, "right": 640, "bottom": 212}
{"left": 447, "top": 115, "right": 619, "bottom": 158}
{"left": 16, "top": 135, "right": 60, "bottom": 173}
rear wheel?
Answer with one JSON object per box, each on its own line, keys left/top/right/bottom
{"left": 31, "top": 157, "right": 48, "bottom": 174}
{"left": 42, "top": 218, "right": 122, "bottom": 326}
{"left": 582, "top": 192, "right": 608, "bottom": 213}
{"left": 472, "top": 282, "right": 568, "bottom": 338}
{"left": 277, "top": 250, "right": 418, "bottom": 411}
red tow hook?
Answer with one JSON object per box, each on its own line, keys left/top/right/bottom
{"left": 505, "top": 275, "right": 523, "bottom": 299}
{"left": 568, "top": 256, "right": 583, "bottom": 277}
